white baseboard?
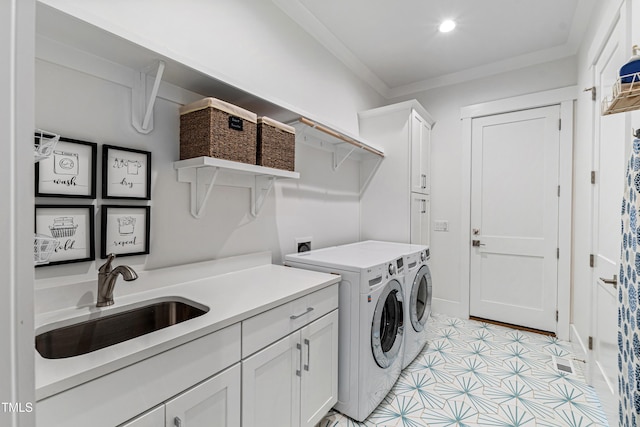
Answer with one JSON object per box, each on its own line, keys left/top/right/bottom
{"left": 432, "top": 298, "right": 467, "bottom": 319}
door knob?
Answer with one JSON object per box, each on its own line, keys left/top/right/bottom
{"left": 599, "top": 275, "right": 617, "bottom": 289}
{"left": 472, "top": 240, "right": 485, "bottom": 247}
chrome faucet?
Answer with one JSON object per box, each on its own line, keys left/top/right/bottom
{"left": 97, "top": 253, "right": 138, "bottom": 307}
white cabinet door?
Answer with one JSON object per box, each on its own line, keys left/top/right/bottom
{"left": 242, "top": 333, "right": 301, "bottom": 427}
{"left": 119, "top": 406, "right": 164, "bottom": 427}
{"left": 410, "top": 111, "right": 430, "bottom": 195}
{"left": 165, "top": 364, "right": 241, "bottom": 427}
{"left": 300, "top": 310, "right": 339, "bottom": 427}
{"left": 410, "top": 194, "right": 430, "bottom": 246}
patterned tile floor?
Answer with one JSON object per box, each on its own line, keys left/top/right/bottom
{"left": 318, "top": 313, "right": 609, "bottom": 427}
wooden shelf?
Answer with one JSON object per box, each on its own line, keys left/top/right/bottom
{"left": 174, "top": 157, "right": 299, "bottom": 218}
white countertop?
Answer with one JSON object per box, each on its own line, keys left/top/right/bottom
{"left": 35, "top": 255, "right": 340, "bottom": 401}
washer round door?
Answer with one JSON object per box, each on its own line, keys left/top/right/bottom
{"left": 371, "top": 279, "right": 404, "bottom": 368}
{"left": 410, "top": 264, "right": 433, "bottom": 333}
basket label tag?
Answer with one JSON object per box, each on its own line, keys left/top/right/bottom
{"left": 228, "top": 116, "right": 244, "bottom": 131}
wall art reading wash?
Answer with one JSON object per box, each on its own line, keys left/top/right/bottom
{"left": 102, "top": 145, "right": 151, "bottom": 200}
{"left": 35, "top": 205, "right": 95, "bottom": 266}
{"left": 35, "top": 137, "right": 97, "bottom": 198}
{"left": 101, "top": 205, "right": 150, "bottom": 258}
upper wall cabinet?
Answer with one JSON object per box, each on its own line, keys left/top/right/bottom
{"left": 358, "top": 100, "right": 434, "bottom": 245}
{"left": 410, "top": 110, "right": 431, "bottom": 195}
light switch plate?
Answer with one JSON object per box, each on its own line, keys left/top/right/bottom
{"left": 434, "top": 220, "right": 449, "bottom": 232}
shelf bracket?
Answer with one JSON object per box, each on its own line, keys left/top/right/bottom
{"left": 177, "top": 166, "right": 220, "bottom": 219}
{"left": 132, "top": 60, "right": 165, "bottom": 134}
{"left": 333, "top": 145, "right": 357, "bottom": 171}
{"left": 251, "top": 176, "right": 276, "bottom": 217}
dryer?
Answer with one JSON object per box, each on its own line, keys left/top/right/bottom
{"left": 285, "top": 246, "right": 405, "bottom": 422}
{"left": 339, "top": 241, "right": 432, "bottom": 369}
{"left": 402, "top": 246, "right": 432, "bottom": 368}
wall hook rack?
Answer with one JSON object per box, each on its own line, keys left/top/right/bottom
{"left": 132, "top": 60, "right": 165, "bottom": 134}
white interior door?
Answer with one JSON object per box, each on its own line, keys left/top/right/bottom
{"left": 591, "top": 13, "right": 625, "bottom": 401}
{"left": 470, "top": 106, "right": 560, "bottom": 332}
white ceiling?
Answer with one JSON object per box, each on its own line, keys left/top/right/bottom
{"left": 273, "top": 0, "right": 597, "bottom": 98}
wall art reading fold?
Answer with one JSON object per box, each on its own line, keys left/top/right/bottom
{"left": 34, "top": 204, "right": 95, "bottom": 266}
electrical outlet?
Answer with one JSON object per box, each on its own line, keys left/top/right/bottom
{"left": 434, "top": 220, "right": 449, "bottom": 232}
{"left": 295, "top": 236, "right": 313, "bottom": 253}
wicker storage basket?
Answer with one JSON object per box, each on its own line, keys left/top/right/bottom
{"left": 180, "top": 98, "right": 257, "bottom": 164}
{"left": 257, "top": 117, "right": 295, "bottom": 171}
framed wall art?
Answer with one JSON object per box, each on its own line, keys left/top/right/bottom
{"left": 35, "top": 137, "right": 97, "bottom": 198}
{"left": 34, "top": 204, "right": 95, "bottom": 266}
{"left": 102, "top": 145, "right": 151, "bottom": 200}
{"left": 101, "top": 205, "right": 150, "bottom": 258}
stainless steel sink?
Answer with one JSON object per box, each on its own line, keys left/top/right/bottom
{"left": 36, "top": 299, "right": 209, "bottom": 359}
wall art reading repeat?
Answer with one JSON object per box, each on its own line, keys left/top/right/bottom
{"left": 34, "top": 205, "right": 95, "bottom": 266}
{"left": 102, "top": 145, "right": 151, "bottom": 200}
{"left": 35, "top": 137, "right": 97, "bottom": 198}
{"left": 101, "top": 205, "right": 150, "bottom": 258}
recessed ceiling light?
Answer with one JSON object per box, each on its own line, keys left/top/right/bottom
{"left": 439, "top": 20, "right": 456, "bottom": 33}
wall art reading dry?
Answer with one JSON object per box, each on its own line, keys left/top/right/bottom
{"left": 102, "top": 145, "right": 151, "bottom": 200}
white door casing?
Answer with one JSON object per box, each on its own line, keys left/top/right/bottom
{"left": 469, "top": 106, "right": 561, "bottom": 332}
{"left": 591, "top": 10, "right": 625, "bottom": 400}
{"left": 460, "top": 87, "right": 575, "bottom": 340}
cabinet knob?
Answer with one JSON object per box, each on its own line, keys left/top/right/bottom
{"left": 174, "top": 417, "right": 182, "bottom": 427}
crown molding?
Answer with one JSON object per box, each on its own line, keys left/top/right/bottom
{"left": 273, "top": 0, "right": 593, "bottom": 99}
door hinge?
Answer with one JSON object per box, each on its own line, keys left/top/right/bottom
{"left": 591, "top": 171, "right": 596, "bottom": 184}
{"left": 557, "top": 248, "right": 560, "bottom": 259}
{"left": 588, "top": 336, "right": 593, "bottom": 350}
{"left": 584, "top": 86, "right": 596, "bottom": 101}
{"left": 556, "top": 310, "right": 559, "bottom": 321}
{"left": 558, "top": 119, "right": 562, "bottom": 131}
{"left": 589, "top": 254, "right": 595, "bottom": 267}
{"left": 557, "top": 185, "right": 560, "bottom": 197}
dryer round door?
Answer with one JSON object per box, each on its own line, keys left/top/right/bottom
{"left": 410, "top": 264, "right": 433, "bottom": 333}
{"left": 371, "top": 279, "right": 404, "bottom": 368}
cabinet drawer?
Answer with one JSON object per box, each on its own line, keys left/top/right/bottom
{"left": 242, "top": 283, "right": 338, "bottom": 358}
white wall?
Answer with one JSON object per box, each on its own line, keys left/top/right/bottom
{"left": 389, "top": 57, "right": 578, "bottom": 316}
{"left": 33, "top": 0, "right": 382, "bottom": 289}
{"left": 38, "top": 0, "right": 383, "bottom": 135}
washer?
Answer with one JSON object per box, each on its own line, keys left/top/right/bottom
{"left": 339, "top": 241, "right": 432, "bottom": 369}
{"left": 285, "top": 245, "right": 405, "bottom": 422}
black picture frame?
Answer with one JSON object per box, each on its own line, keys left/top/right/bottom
{"left": 102, "top": 145, "right": 152, "bottom": 200}
{"left": 34, "top": 204, "right": 95, "bottom": 267}
{"left": 101, "top": 205, "right": 151, "bottom": 258}
{"left": 35, "top": 137, "right": 97, "bottom": 199}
